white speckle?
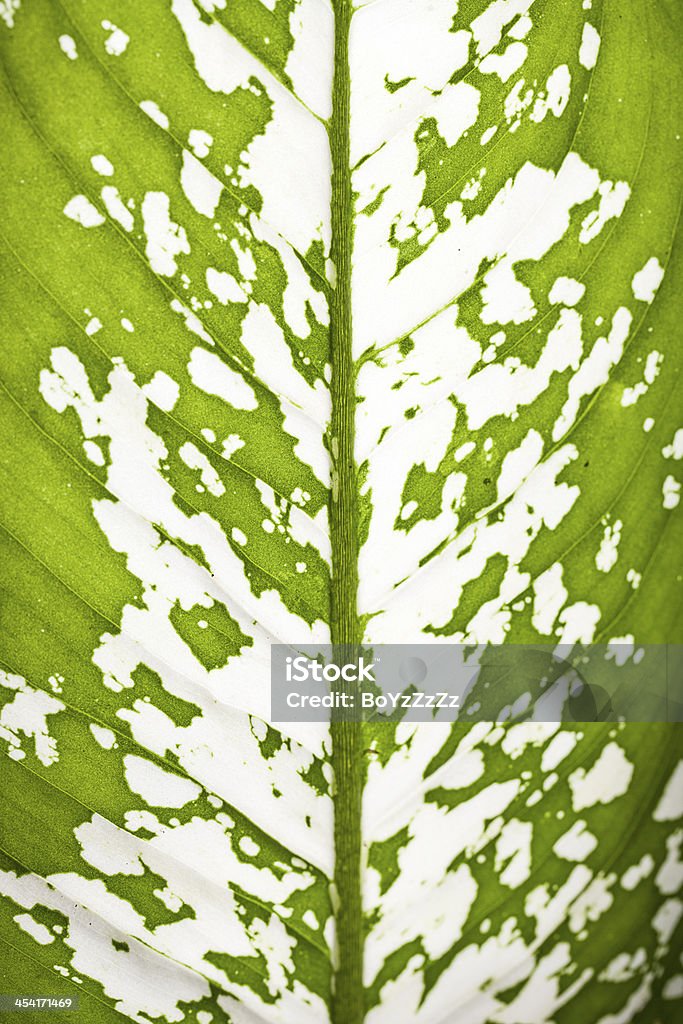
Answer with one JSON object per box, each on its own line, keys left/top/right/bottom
{"left": 231, "top": 527, "right": 247, "bottom": 546}
{"left": 626, "top": 568, "right": 641, "bottom": 590}
{"left": 170, "top": 298, "right": 214, "bottom": 346}
{"left": 91, "top": 154, "right": 114, "bottom": 176}
{"left": 502, "top": 723, "right": 559, "bottom": 761}
{"left": 553, "top": 820, "right": 598, "bottom": 861}
{"left": 664, "top": 976, "right": 683, "bottom": 1000}
{"left": 653, "top": 899, "right": 682, "bottom": 946}
{"left": 188, "top": 347, "right": 257, "bottom": 410}
{"left": 554, "top": 306, "right": 633, "bottom": 441}
{"left": 101, "top": 186, "right": 134, "bottom": 232}
{"left": 221, "top": 434, "right": 245, "bottom": 460}
{"left": 481, "top": 262, "right": 536, "bottom": 325}
{"left": 121, "top": 318, "right": 134, "bottom": 333}
{"left": 238, "top": 836, "right": 260, "bottom": 857}
{"left": 645, "top": 350, "right": 663, "bottom": 384}
{"left": 14, "top": 913, "right": 54, "bottom": 945}
{"left": 549, "top": 276, "right": 585, "bottom": 307}
{"left": 556, "top": 601, "right": 600, "bottom": 644}
{"left": 495, "top": 818, "right": 532, "bottom": 888}
{"left": 85, "top": 316, "right": 102, "bottom": 336}
{"left": 181, "top": 151, "right": 223, "bottom": 218}
{"left": 0, "top": 670, "right": 64, "bottom": 767}
{"left": 578, "top": 23, "right": 600, "bottom": 69}
{"left": 480, "top": 125, "right": 497, "bottom": 145}
{"left": 74, "top": 814, "right": 144, "bottom": 876}
{"left": 621, "top": 854, "right": 655, "bottom": 890}
{"left": 595, "top": 518, "right": 622, "bottom": 573}
{"left": 606, "top": 635, "right": 634, "bottom": 666}
{"left": 496, "top": 429, "right": 543, "bottom": 502}
{"left": 621, "top": 349, "right": 663, "bottom": 406}
{"left": 663, "top": 429, "right": 683, "bottom": 460}
{"left": 532, "top": 563, "right": 568, "bottom": 636}
{"left": 531, "top": 64, "right": 571, "bottom": 123}
{"left": 454, "top": 441, "right": 476, "bottom": 462}
{"left": 141, "top": 192, "right": 189, "bottom": 276}
{"left": 643, "top": 417, "right": 654, "bottom": 432}
{"left": 461, "top": 174, "right": 483, "bottom": 202}
{"left": 101, "top": 20, "right": 129, "bottom": 56}
{"left": 632, "top": 257, "right": 664, "bottom": 302}
{"left": 142, "top": 370, "right": 180, "bottom": 412}
{"left": 188, "top": 129, "right": 213, "bottom": 158}
{"left": 509, "top": 15, "right": 532, "bottom": 40}
{"left": 124, "top": 755, "right": 201, "bottom": 808}
{"left": 83, "top": 440, "right": 105, "bottom": 467}
{"left": 541, "top": 730, "right": 578, "bottom": 772}
{"left": 580, "top": 179, "right": 630, "bottom": 244}
{"left": 479, "top": 42, "right": 527, "bottom": 83}
{"left": 63, "top": 195, "right": 105, "bottom": 228}
{"left": 663, "top": 475, "right": 680, "bottom": 510}
{"left": 472, "top": 0, "right": 531, "bottom": 55}
{"left": 155, "top": 886, "right": 184, "bottom": 913}
{"left": 296, "top": 562, "right": 306, "bottom": 574}
{"left": 90, "top": 723, "right": 116, "bottom": 749}
{"left": 206, "top": 267, "right": 246, "bottom": 305}
{"left": 656, "top": 832, "right": 683, "bottom": 896}
{"left": 302, "top": 909, "right": 319, "bottom": 930}
{"left": 140, "top": 100, "right": 169, "bottom": 130}
{"left": 179, "top": 442, "right": 225, "bottom": 497}
{"left": 58, "top": 34, "right": 78, "bottom": 60}
{"left": 400, "top": 500, "right": 418, "bottom": 521}
{"left": 568, "top": 875, "right": 615, "bottom": 934}
{"left": 569, "top": 742, "right": 633, "bottom": 811}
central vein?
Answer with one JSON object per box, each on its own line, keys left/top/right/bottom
{"left": 328, "top": 1, "right": 364, "bottom": 1022}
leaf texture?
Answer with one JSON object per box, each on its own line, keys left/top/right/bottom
{"left": 1, "top": 1, "right": 682, "bottom": 1023}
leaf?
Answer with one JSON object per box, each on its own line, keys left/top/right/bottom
{"left": 0, "top": 1, "right": 681, "bottom": 1023}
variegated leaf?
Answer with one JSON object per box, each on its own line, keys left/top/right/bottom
{"left": 0, "top": 2, "right": 681, "bottom": 1023}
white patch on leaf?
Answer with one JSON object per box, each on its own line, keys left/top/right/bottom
{"left": 549, "top": 276, "right": 585, "bottom": 307}
{"left": 0, "top": 670, "right": 64, "bottom": 766}
{"left": 579, "top": 23, "right": 600, "bottom": 69}
{"left": 101, "top": 20, "right": 129, "bottom": 56}
{"left": 139, "top": 99, "right": 169, "bottom": 129}
{"left": 142, "top": 192, "right": 190, "bottom": 276}
{"left": 91, "top": 154, "right": 114, "bottom": 176}
{"left": 124, "top": 755, "right": 201, "bottom": 808}
{"left": 58, "top": 34, "right": 78, "bottom": 60}
{"left": 181, "top": 151, "right": 223, "bottom": 218}
{"left": 595, "top": 519, "right": 622, "bottom": 573}
{"left": 631, "top": 257, "right": 664, "bottom": 302}
{"left": 569, "top": 743, "right": 633, "bottom": 811}
{"left": 187, "top": 347, "right": 257, "bottom": 410}
{"left": 14, "top": 913, "right": 54, "bottom": 945}
{"left": 553, "top": 820, "right": 598, "bottom": 862}
{"left": 64, "top": 195, "right": 105, "bottom": 228}
{"left": 532, "top": 564, "right": 568, "bottom": 636}
{"left": 663, "top": 475, "right": 680, "bottom": 510}
{"left": 101, "top": 186, "right": 134, "bottom": 232}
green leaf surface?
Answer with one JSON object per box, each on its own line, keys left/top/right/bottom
{"left": 1, "top": 1, "right": 681, "bottom": 1023}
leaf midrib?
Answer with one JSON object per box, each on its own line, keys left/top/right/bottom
{"left": 328, "top": 3, "right": 365, "bottom": 1023}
